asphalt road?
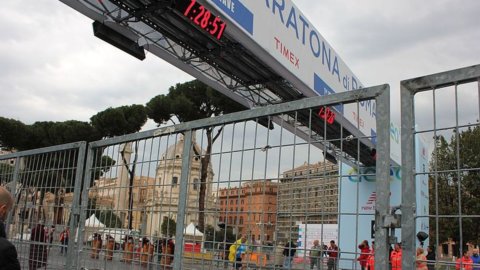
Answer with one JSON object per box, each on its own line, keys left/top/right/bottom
{"left": 15, "top": 244, "right": 313, "bottom": 270}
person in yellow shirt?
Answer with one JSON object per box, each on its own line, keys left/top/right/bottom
{"left": 229, "top": 235, "right": 247, "bottom": 269}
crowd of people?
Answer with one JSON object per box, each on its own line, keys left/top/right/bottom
{"left": 0, "top": 185, "right": 175, "bottom": 270}
{"left": 1, "top": 182, "right": 480, "bottom": 270}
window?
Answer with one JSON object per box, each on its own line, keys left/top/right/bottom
{"left": 172, "top": 176, "right": 178, "bottom": 186}
{"left": 240, "top": 217, "right": 243, "bottom": 225}
{"left": 193, "top": 178, "right": 199, "bottom": 191}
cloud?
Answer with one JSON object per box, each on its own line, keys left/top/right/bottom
{"left": 0, "top": 0, "right": 193, "bottom": 124}
{"left": 1, "top": 0, "right": 479, "bottom": 140}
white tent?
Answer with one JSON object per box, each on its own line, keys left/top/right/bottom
{"left": 184, "top": 222, "right": 203, "bottom": 236}
{"left": 85, "top": 214, "right": 105, "bottom": 228}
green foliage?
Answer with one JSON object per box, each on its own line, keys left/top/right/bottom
{"left": 146, "top": 80, "right": 245, "bottom": 125}
{"left": 146, "top": 80, "right": 246, "bottom": 232}
{"left": 0, "top": 117, "right": 32, "bottom": 150}
{"left": 161, "top": 216, "right": 176, "bottom": 237}
{"left": 0, "top": 162, "right": 14, "bottom": 183}
{"left": 145, "top": 94, "right": 172, "bottom": 125}
{"left": 204, "top": 224, "right": 237, "bottom": 243}
{"left": 91, "top": 104, "right": 147, "bottom": 137}
{"left": 98, "top": 210, "right": 123, "bottom": 228}
{"left": 0, "top": 118, "right": 102, "bottom": 151}
{"left": 429, "top": 126, "right": 480, "bottom": 245}
{"left": 87, "top": 199, "right": 123, "bottom": 228}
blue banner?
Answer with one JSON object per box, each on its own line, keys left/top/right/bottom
{"left": 211, "top": 0, "right": 254, "bottom": 35}
{"left": 314, "top": 73, "right": 344, "bottom": 114}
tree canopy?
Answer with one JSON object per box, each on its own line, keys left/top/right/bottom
{"left": 146, "top": 80, "right": 245, "bottom": 124}
{"left": 146, "top": 80, "right": 246, "bottom": 232}
{"left": 1, "top": 80, "right": 246, "bottom": 230}
{"left": 0, "top": 105, "right": 147, "bottom": 225}
{"left": 429, "top": 126, "right": 480, "bottom": 246}
{"left": 161, "top": 216, "right": 177, "bottom": 237}
{"left": 91, "top": 104, "right": 147, "bottom": 137}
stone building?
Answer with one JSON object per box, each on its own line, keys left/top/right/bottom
{"left": 21, "top": 136, "right": 216, "bottom": 239}
{"left": 277, "top": 161, "right": 339, "bottom": 242}
{"left": 89, "top": 175, "right": 156, "bottom": 231}
{"left": 143, "top": 136, "right": 217, "bottom": 237}
{"left": 218, "top": 180, "right": 278, "bottom": 243}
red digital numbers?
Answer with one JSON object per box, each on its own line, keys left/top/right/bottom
{"left": 318, "top": 106, "right": 336, "bottom": 124}
{"left": 181, "top": 0, "right": 227, "bottom": 40}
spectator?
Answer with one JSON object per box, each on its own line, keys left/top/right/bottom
{"left": 59, "top": 227, "right": 70, "bottom": 254}
{"left": 416, "top": 247, "right": 428, "bottom": 270}
{"left": 357, "top": 240, "right": 371, "bottom": 270}
{"left": 140, "top": 237, "right": 154, "bottom": 266}
{"left": 91, "top": 233, "right": 102, "bottom": 259}
{"left": 456, "top": 249, "right": 473, "bottom": 270}
{"left": 309, "top": 239, "right": 322, "bottom": 270}
{"left": 327, "top": 240, "right": 339, "bottom": 270}
{"left": 471, "top": 248, "right": 480, "bottom": 270}
{"left": 390, "top": 242, "right": 402, "bottom": 270}
{"left": 48, "top": 225, "right": 55, "bottom": 251}
{"left": 122, "top": 235, "right": 134, "bottom": 264}
{"left": 0, "top": 186, "right": 20, "bottom": 269}
{"left": 29, "top": 223, "right": 48, "bottom": 270}
{"left": 366, "top": 243, "right": 375, "bottom": 270}
{"left": 105, "top": 235, "right": 115, "bottom": 260}
{"left": 426, "top": 246, "right": 436, "bottom": 270}
{"left": 283, "top": 240, "right": 297, "bottom": 269}
{"left": 158, "top": 238, "right": 175, "bottom": 270}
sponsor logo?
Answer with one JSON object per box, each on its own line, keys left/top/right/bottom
{"left": 361, "top": 192, "right": 376, "bottom": 211}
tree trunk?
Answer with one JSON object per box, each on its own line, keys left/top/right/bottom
{"left": 198, "top": 129, "right": 213, "bottom": 233}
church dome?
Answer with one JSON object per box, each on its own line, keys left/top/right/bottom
{"left": 162, "top": 136, "right": 185, "bottom": 160}
{"left": 160, "top": 135, "right": 202, "bottom": 162}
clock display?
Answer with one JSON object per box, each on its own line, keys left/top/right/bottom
{"left": 318, "top": 106, "right": 336, "bottom": 125}
{"left": 175, "top": 0, "right": 227, "bottom": 40}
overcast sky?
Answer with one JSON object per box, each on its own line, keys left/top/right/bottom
{"left": 1, "top": 0, "right": 479, "bottom": 127}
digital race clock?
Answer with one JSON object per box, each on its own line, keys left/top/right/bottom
{"left": 176, "top": 0, "right": 227, "bottom": 40}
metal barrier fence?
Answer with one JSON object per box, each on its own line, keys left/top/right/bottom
{"left": 1, "top": 85, "right": 390, "bottom": 269}
{"left": 401, "top": 64, "right": 480, "bottom": 269}
{"left": 0, "top": 142, "right": 86, "bottom": 269}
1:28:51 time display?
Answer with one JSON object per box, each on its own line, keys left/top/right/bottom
{"left": 182, "top": 0, "right": 227, "bottom": 40}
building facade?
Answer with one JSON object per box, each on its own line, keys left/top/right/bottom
{"left": 277, "top": 161, "right": 339, "bottom": 242}
{"left": 89, "top": 176, "right": 156, "bottom": 231}
{"left": 143, "top": 136, "right": 216, "bottom": 237}
{"left": 218, "top": 180, "right": 278, "bottom": 243}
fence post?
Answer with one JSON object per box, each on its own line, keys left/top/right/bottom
{"left": 173, "top": 130, "right": 193, "bottom": 270}
{"left": 5, "top": 156, "right": 21, "bottom": 232}
{"left": 374, "top": 87, "right": 391, "bottom": 268}
{"left": 70, "top": 143, "right": 95, "bottom": 269}
{"left": 401, "top": 82, "right": 417, "bottom": 268}
{"left": 66, "top": 142, "right": 87, "bottom": 269}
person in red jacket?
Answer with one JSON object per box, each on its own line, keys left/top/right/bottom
{"left": 390, "top": 242, "right": 402, "bottom": 270}
{"left": 366, "top": 241, "right": 375, "bottom": 270}
{"left": 366, "top": 253, "right": 375, "bottom": 270}
{"left": 456, "top": 250, "right": 473, "bottom": 270}
{"left": 357, "top": 240, "right": 371, "bottom": 270}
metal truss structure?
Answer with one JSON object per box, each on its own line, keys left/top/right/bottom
{"left": 60, "top": 0, "right": 377, "bottom": 167}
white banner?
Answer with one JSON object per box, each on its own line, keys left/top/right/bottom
{"left": 207, "top": 0, "right": 377, "bottom": 137}
{"left": 297, "top": 224, "right": 338, "bottom": 257}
